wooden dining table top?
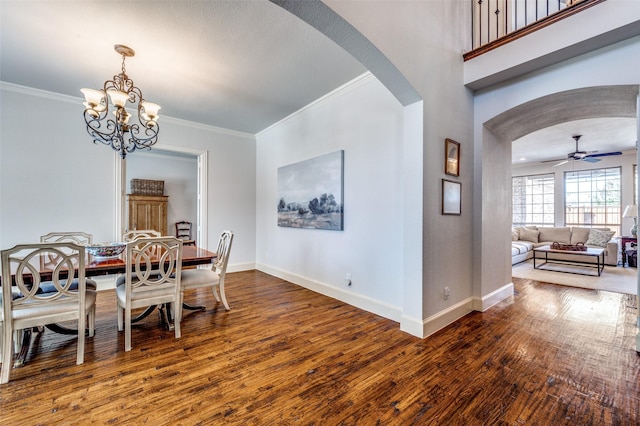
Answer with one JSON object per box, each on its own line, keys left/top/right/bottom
{"left": 84, "top": 245, "right": 217, "bottom": 277}
{"left": 3, "top": 245, "right": 217, "bottom": 284}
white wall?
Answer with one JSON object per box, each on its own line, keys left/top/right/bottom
{"left": 0, "top": 83, "right": 257, "bottom": 270}
{"left": 0, "top": 87, "right": 116, "bottom": 245}
{"left": 126, "top": 150, "right": 198, "bottom": 237}
{"left": 328, "top": 1, "right": 475, "bottom": 335}
{"left": 256, "top": 75, "right": 406, "bottom": 320}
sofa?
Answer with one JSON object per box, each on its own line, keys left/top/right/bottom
{"left": 511, "top": 226, "right": 619, "bottom": 266}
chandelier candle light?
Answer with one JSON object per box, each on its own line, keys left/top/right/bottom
{"left": 81, "top": 44, "right": 160, "bottom": 159}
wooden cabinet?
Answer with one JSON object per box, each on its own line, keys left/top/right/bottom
{"left": 127, "top": 194, "right": 168, "bottom": 235}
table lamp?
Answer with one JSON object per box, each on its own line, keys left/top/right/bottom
{"left": 622, "top": 204, "right": 638, "bottom": 236}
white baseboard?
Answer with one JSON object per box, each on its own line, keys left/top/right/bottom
{"left": 400, "top": 314, "right": 427, "bottom": 338}
{"left": 256, "top": 263, "right": 403, "bottom": 323}
{"left": 227, "top": 262, "right": 255, "bottom": 273}
{"left": 243, "top": 265, "right": 515, "bottom": 340}
{"left": 473, "top": 282, "right": 515, "bottom": 312}
{"left": 421, "top": 298, "right": 475, "bottom": 338}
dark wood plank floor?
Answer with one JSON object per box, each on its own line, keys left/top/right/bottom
{"left": 0, "top": 271, "right": 638, "bottom": 425}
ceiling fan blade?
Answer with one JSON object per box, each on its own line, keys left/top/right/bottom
{"left": 551, "top": 160, "right": 569, "bottom": 167}
{"left": 581, "top": 157, "right": 600, "bottom": 163}
{"left": 584, "top": 151, "right": 623, "bottom": 158}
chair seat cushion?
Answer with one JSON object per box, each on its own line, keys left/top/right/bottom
{"left": 115, "top": 274, "right": 160, "bottom": 287}
{"left": 115, "top": 283, "right": 175, "bottom": 304}
{"left": 38, "top": 278, "right": 97, "bottom": 294}
{"left": 11, "top": 290, "right": 96, "bottom": 321}
{"left": 181, "top": 269, "right": 220, "bottom": 289}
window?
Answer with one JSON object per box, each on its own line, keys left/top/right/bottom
{"left": 564, "top": 167, "right": 621, "bottom": 235}
{"left": 512, "top": 173, "right": 554, "bottom": 227}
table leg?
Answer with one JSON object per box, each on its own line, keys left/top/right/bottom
{"left": 182, "top": 302, "right": 206, "bottom": 311}
{"left": 13, "top": 327, "right": 43, "bottom": 368}
{"left": 158, "top": 304, "right": 174, "bottom": 331}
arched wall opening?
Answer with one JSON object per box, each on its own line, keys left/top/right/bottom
{"left": 475, "top": 85, "right": 639, "bottom": 310}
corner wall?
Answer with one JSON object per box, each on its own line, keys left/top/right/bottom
{"left": 255, "top": 74, "right": 407, "bottom": 322}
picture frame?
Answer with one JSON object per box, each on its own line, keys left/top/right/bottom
{"left": 442, "top": 179, "right": 461, "bottom": 215}
{"left": 277, "top": 150, "right": 344, "bottom": 231}
{"left": 445, "top": 138, "right": 460, "bottom": 177}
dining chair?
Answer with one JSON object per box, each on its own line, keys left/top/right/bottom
{"left": 123, "top": 229, "right": 162, "bottom": 242}
{"left": 116, "top": 236, "right": 183, "bottom": 352}
{"left": 175, "top": 221, "right": 195, "bottom": 246}
{"left": 180, "top": 230, "right": 234, "bottom": 311}
{"left": 40, "top": 232, "right": 97, "bottom": 291}
{"left": 40, "top": 231, "right": 93, "bottom": 246}
{"left": 1, "top": 242, "right": 96, "bottom": 384}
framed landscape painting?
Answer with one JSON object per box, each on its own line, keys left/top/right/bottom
{"left": 277, "top": 150, "right": 344, "bottom": 230}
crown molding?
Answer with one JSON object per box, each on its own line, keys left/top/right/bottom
{"left": 0, "top": 81, "right": 255, "bottom": 140}
{"left": 256, "top": 71, "right": 375, "bottom": 137}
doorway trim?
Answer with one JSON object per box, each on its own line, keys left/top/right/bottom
{"left": 114, "top": 145, "right": 208, "bottom": 249}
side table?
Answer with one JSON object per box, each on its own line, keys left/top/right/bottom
{"left": 619, "top": 235, "right": 637, "bottom": 267}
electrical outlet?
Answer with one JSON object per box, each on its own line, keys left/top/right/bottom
{"left": 444, "top": 287, "right": 450, "bottom": 300}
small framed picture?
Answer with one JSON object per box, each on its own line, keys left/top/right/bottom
{"left": 442, "top": 179, "right": 461, "bottom": 215}
{"left": 445, "top": 138, "right": 460, "bottom": 177}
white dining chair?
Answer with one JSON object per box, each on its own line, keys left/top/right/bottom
{"left": 40, "top": 231, "right": 93, "bottom": 246}
{"left": 40, "top": 232, "right": 98, "bottom": 291}
{"left": 116, "top": 236, "right": 183, "bottom": 352}
{"left": 180, "top": 230, "right": 234, "bottom": 311}
{"left": 1, "top": 242, "right": 96, "bottom": 384}
{"left": 123, "top": 229, "right": 162, "bottom": 242}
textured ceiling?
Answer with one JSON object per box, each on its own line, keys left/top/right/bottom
{"left": 0, "top": 0, "right": 366, "bottom": 134}
{"left": 486, "top": 86, "right": 639, "bottom": 166}
{"left": 0, "top": 0, "right": 636, "bottom": 158}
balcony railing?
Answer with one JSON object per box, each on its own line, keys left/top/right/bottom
{"left": 466, "top": 0, "right": 605, "bottom": 60}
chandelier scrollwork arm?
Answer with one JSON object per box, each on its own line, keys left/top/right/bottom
{"left": 81, "top": 44, "right": 160, "bottom": 159}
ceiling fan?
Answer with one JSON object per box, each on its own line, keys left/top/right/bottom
{"left": 547, "top": 135, "right": 622, "bottom": 167}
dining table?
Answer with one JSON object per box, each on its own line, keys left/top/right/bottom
{"left": 4, "top": 244, "right": 217, "bottom": 367}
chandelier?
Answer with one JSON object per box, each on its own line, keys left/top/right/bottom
{"left": 81, "top": 44, "right": 160, "bottom": 159}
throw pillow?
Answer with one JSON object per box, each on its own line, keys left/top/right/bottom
{"left": 585, "top": 229, "right": 615, "bottom": 247}
{"left": 519, "top": 228, "right": 539, "bottom": 243}
{"left": 512, "top": 228, "right": 519, "bottom": 241}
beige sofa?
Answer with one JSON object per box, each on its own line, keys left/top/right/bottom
{"left": 512, "top": 226, "right": 619, "bottom": 266}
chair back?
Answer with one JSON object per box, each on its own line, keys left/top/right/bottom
{"left": 1, "top": 242, "right": 90, "bottom": 383}
{"left": 123, "top": 229, "right": 162, "bottom": 242}
{"left": 124, "top": 237, "right": 183, "bottom": 295}
{"left": 2, "top": 242, "right": 87, "bottom": 309}
{"left": 40, "top": 231, "right": 93, "bottom": 245}
{"left": 39, "top": 232, "right": 93, "bottom": 272}
{"left": 175, "top": 221, "right": 192, "bottom": 241}
{"left": 213, "top": 230, "right": 234, "bottom": 277}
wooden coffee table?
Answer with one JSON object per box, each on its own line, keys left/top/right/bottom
{"left": 533, "top": 245, "right": 605, "bottom": 276}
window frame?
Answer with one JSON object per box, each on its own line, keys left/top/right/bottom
{"left": 564, "top": 166, "right": 621, "bottom": 236}
{"left": 512, "top": 172, "right": 555, "bottom": 228}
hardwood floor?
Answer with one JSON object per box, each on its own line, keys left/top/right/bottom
{"left": 1, "top": 271, "right": 638, "bottom": 424}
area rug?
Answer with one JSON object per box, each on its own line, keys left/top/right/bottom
{"left": 512, "top": 260, "right": 638, "bottom": 295}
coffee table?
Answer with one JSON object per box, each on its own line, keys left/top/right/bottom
{"left": 533, "top": 245, "right": 605, "bottom": 276}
